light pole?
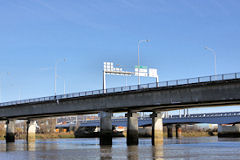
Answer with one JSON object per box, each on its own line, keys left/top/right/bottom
{"left": 54, "top": 58, "right": 66, "bottom": 96}
{"left": 204, "top": 46, "right": 217, "bottom": 75}
{"left": 138, "top": 39, "right": 149, "bottom": 85}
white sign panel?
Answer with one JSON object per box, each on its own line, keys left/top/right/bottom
{"left": 149, "top": 68, "right": 158, "bottom": 77}
{"left": 136, "top": 68, "right": 148, "bottom": 73}
{"left": 135, "top": 72, "right": 148, "bottom": 77}
{"left": 104, "top": 62, "right": 132, "bottom": 76}
{"left": 104, "top": 62, "right": 114, "bottom": 71}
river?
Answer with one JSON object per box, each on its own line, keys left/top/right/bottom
{"left": 1, "top": 137, "right": 240, "bottom": 160}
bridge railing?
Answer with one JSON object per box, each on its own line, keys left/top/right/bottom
{"left": 0, "top": 72, "right": 240, "bottom": 107}
{"left": 165, "top": 111, "right": 240, "bottom": 119}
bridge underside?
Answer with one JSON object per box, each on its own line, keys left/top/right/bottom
{"left": 0, "top": 79, "right": 240, "bottom": 120}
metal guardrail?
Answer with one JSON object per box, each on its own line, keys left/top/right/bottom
{"left": 166, "top": 111, "right": 240, "bottom": 119}
{"left": 66, "top": 112, "right": 240, "bottom": 125}
{"left": 0, "top": 72, "right": 240, "bottom": 107}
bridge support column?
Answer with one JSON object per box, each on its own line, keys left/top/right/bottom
{"left": 99, "top": 111, "right": 112, "bottom": 145}
{"left": 218, "top": 124, "right": 240, "bottom": 137}
{"left": 5, "top": 120, "right": 15, "bottom": 143}
{"left": 151, "top": 112, "right": 163, "bottom": 145}
{"left": 176, "top": 124, "right": 182, "bottom": 138}
{"left": 126, "top": 112, "right": 138, "bottom": 145}
{"left": 27, "top": 120, "right": 37, "bottom": 143}
{"left": 167, "top": 124, "right": 174, "bottom": 138}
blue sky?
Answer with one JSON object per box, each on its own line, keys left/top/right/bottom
{"left": 0, "top": 0, "right": 240, "bottom": 114}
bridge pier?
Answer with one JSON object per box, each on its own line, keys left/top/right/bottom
{"left": 26, "top": 120, "right": 37, "bottom": 143}
{"left": 126, "top": 112, "right": 138, "bottom": 145}
{"left": 151, "top": 112, "right": 163, "bottom": 145}
{"left": 176, "top": 124, "right": 182, "bottom": 138}
{"left": 167, "top": 124, "right": 174, "bottom": 138}
{"left": 218, "top": 124, "right": 240, "bottom": 137}
{"left": 5, "top": 120, "right": 15, "bottom": 143}
{"left": 99, "top": 111, "right": 112, "bottom": 145}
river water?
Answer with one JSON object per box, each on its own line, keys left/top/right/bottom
{"left": 1, "top": 137, "right": 240, "bottom": 160}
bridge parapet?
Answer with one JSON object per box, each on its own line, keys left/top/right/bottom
{"left": 1, "top": 72, "right": 240, "bottom": 108}
{"left": 166, "top": 112, "right": 240, "bottom": 119}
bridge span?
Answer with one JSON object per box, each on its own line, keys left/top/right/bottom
{"left": 0, "top": 72, "right": 240, "bottom": 120}
{"left": 0, "top": 72, "right": 240, "bottom": 145}
{"left": 74, "top": 112, "right": 240, "bottom": 127}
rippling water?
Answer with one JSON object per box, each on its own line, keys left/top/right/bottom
{"left": 1, "top": 137, "right": 240, "bottom": 160}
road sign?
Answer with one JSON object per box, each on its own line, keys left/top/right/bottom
{"left": 104, "top": 62, "right": 132, "bottom": 75}
{"left": 135, "top": 65, "right": 148, "bottom": 77}
{"left": 149, "top": 68, "right": 158, "bottom": 78}
{"left": 135, "top": 65, "right": 148, "bottom": 69}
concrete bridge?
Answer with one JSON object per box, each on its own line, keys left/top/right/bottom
{"left": 0, "top": 72, "right": 240, "bottom": 145}
{"left": 73, "top": 112, "right": 240, "bottom": 127}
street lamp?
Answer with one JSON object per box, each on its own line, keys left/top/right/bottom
{"left": 54, "top": 58, "right": 66, "bottom": 96}
{"left": 138, "top": 39, "right": 150, "bottom": 85}
{"left": 204, "top": 46, "right": 217, "bottom": 75}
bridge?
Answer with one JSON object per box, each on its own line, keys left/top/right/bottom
{"left": 69, "top": 111, "right": 240, "bottom": 127}
{"left": 1, "top": 72, "right": 240, "bottom": 145}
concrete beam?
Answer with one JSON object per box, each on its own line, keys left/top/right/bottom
{"left": 99, "top": 111, "right": 112, "bottom": 145}
{"left": 151, "top": 112, "right": 164, "bottom": 145}
{"left": 5, "top": 120, "right": 15, "bottom": 143}
{"left": 1, "top": 79, "right": 240, "bottom": 120}
{"left": 26, "top": 120, "right": 37, "bottom": 143}
{"left": 126, "top": 112, "right": 138, "bottom": 145}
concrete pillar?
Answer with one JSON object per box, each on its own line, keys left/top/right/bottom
{"left": 5, "top": 120, "right": 15, "bottom": 143}
{"left": 27, "top": 120, "right": 37, "bottom": 143}
{"left": 218, "top": 124, "right": 240, "bottom": 137}
{"left": 151, "top": 112, "right": 164, "bottom": 145}
{"left": 167, "top": 124, "right": 174, "bottom": 138}
{"left": 176, "top": 124, "right": 182, "bottom": 138}
{"left": 126, "top": 112, "right": 138, "bottom": 145}
{"left": 99, "top": 111, "right": 112, "bottom": 145}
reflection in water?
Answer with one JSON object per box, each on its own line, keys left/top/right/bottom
{"left": 100, "top": 146, "right": 112, "bottom": 160}
{"left": 26, "top": 142, "right": 36, "bottom": 151}
{"left": 6, "top": 143, "right": 16, "bottom": 152}
{"left": 127, "top": 146, "right": 138, "bottom": 160}
{"left": 152, "top": 145, "right": 164, "bottom": 160}
{"left": 1, "top": 137, "right": 240, "bottom": 160}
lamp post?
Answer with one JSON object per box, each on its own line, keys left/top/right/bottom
{"left": 54, "top": 58, "right": 66, "bottom": 96}
{"left": 138, "top": 40, "right": 149, "bottom": 85}
{"left": 204, "top": 47, "right": 217, "bottom": 75}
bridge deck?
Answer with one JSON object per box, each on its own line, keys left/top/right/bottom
{"left": 0, "top": 72, "right": 240, "bottom": 120}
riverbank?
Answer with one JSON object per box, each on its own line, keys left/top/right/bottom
{"left": 0, "top": 131, "right": 217, "bottom": 140}
{"left": 0, "top": 132, "right": 75, "bottom": 140}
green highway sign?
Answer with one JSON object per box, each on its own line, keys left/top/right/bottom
{"left": 135, "top": 65, "right": 148, "bottom": 69}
